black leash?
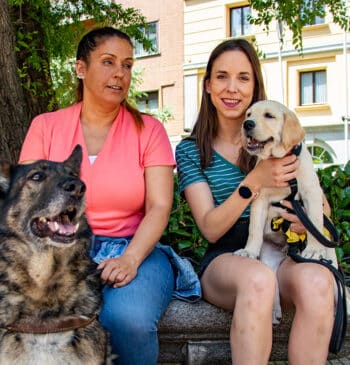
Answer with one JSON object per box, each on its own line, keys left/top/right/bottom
{"left": 288, "top": 243, "right": 347, "bottom": 354}
{"left": 275, "top": 144, "right": 347, "bottom": 354}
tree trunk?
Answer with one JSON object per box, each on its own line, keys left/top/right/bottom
{"left": 0, "top": 0, "right": 29, "bottom": 162}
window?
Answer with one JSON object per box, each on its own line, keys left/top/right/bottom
{"left": 309, "top": 14, "right": 325, "bottom": 25}
{"left": 307, "top": 145, "right": 333, "bottom": 164}
{"left": 300, "top": 70, "right": 326, "bottom": 105}
{"left": 307, "top": 140, "right": 335, "bottom": 165}
{"left": 134, "top": 22, "right": 159, "bottom": 58}
{"left": 230, "top": 6, "right": 252, "bottom": 37}
{"left": 137, "top": 91, "right": 159, "bottom": 113}
{"left": 304, "top": 2, "right": 325, "bottom": 25}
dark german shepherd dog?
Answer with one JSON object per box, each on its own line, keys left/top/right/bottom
{"left": 0, "top": 145, "right": 106, "bottom": 365}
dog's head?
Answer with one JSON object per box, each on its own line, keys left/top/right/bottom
{"left": 0, "top": 145, "right": 88, "bottom": 248}
{"left": 242, "top": 100, "right": 305, "bottom": 159}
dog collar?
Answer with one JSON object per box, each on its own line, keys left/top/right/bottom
{"left": 4, "top": 314, "right": 96, "bottom": 334}
{"left": 292, "top": 143, "right": 302, "bottom": 156}
{"left": 285, "top": 143, "right": 302, "bottom": 157}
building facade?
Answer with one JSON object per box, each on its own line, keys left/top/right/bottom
{"left": 183, "top": 0, "right": 350, "bottom": 165}
{"left": 116, "top": 0, "right": 349, "bottom": 165}
{"left": 115, "top": 0, "right": 184, "bottom": 146}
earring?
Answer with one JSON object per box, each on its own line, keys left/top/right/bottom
{"left": 77, "top": 74, "right": 84, "bottom": 79}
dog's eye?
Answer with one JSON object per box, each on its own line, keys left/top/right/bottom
{"left": 264, "top": 112, "right": 275, "bottom": 119}
{"left": 29, "top": 172, "right": 46, "bottom": 182}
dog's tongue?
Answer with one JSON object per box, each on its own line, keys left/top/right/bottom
{"left": 47, "top": 221, "right": 78, "bottom": 236}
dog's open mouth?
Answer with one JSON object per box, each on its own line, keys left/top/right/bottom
{"left": 31, "top": 205, "right": 80, "bottom": 244}
{"left": 246, "top": 136, "right": 274, "bottom": 152}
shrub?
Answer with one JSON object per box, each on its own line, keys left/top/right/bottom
{"left": 317, "top": 161, "right": 350, "bottom": 281}
{"left": 161, "top": 174, "right": 207, "bottom": 270}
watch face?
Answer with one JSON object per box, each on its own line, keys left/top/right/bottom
{"left": 239, "top": 185, "right": 252, "bottom": 199}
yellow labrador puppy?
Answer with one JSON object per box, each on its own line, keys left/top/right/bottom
{"left": 235, "top": 100, "right": 337, "bottom": 323}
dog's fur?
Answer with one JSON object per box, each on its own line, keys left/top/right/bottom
{"left": 0, "top": 145, "right": 106, "bottom": 365}
{"left": 235, "top": 100, "right": 337, "bottom": 322}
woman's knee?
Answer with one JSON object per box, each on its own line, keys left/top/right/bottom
{"left": 100, "top": 299, "right": 157, "bottom": 336}
{"left": 237, "top": 264, "right": 276, "bottom": 307}
{"left": 285, "top": 264, "right": 334, "bottom": 309}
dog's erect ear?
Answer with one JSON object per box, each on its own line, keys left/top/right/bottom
{"left": 281, "top": 108, "right": 305, "bottom": 151}
{"left": 64, "top": 145, "right": 83, "bottom": 174}
{"left": 0, "top": 161, "right": 12, "bottom": 199}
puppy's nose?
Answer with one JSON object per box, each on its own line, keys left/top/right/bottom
{"left": 61, "top": 178, "right": 86, "bottom": 198}
{"left": 243, "top": 119, "right": 256, "bottom": 131}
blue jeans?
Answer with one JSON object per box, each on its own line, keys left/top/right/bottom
{"left": 95, "top": 239, "right": 175, "bottom": 365}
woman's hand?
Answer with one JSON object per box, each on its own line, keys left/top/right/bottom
{"left": 279, "top": 200, "right": 307, "bottom": 234}
{"left": 97, "top": 165, "right": 174, "bottom": 288}
{"left": 98, "top": 253, "right": 138, "bottom": 288}
{"left": 247, "top": 154, "right": 299, "bottom": 189}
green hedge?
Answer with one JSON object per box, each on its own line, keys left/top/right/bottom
{"left": 162, "top": 161, "right": 350, "bottom": 279}
{"left": 317, "top": 161, "right": 350, "bottom": 280}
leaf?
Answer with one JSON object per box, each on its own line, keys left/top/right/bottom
{"left": 178, "top": 241, "right": 194, "bottom": 250}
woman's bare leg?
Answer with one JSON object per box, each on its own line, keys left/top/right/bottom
{"left": 278, "top": 258, "right": 334, "bottom": 365}
{"left": 201, "top": 253, "right": 276, "bottom": 365}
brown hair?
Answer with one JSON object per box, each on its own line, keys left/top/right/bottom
{"left": 76, "top": 27, "right": 144, "bottom": 129}
{"left": 191, "top": 38, "right": 266, "bottom": 172}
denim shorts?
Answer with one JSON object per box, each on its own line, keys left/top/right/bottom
{"left": 198, "top": 217, "right": 250, "bottom": 277}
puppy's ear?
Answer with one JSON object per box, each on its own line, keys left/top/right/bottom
{"left": 282, "top": 109, "right": 305, "bottom": 151}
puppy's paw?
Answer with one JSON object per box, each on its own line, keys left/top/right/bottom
{"left": 234, "top": 248, "right": 259, "bottom": 259}
{"left": 301, "top": 246, "right": 327, "bottom": 260}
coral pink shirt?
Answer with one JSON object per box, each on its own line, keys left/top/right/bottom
{"left": 19, "top": 103, "right": 175, "bottom": 237}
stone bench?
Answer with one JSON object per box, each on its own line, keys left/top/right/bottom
{"left": 158, "top": 299, "right": 350, "bottom": 365}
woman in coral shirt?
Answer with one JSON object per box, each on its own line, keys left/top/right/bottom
{"left": 20, "top": 27, "right": 176, "bottom": 365}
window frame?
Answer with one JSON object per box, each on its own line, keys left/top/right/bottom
{"left": 299, "top": 69, "right": 327, "bottom": 106}
{"left": 137, "top": 90, "right": 159, "bottom": 113}
{"left": 306, "top": 138, "right": 336, "bottom": 166}
{"left": 303, "top": 2, "right": 326, "bottom": 26}
{"left": 229, "top": 5, "right": 252, "bottom": 38}
{"left": 134, "top": 21, "right": 159, "bottom": 59}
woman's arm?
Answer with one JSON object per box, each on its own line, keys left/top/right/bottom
{"left": 98, "top": 165, "right": 174, "bottom": 287}
{"left": 185, "top": 155, "right": 299, "bottom": 243}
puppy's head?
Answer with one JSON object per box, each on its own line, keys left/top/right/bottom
{"left": 0, "top": 145, "right": 88, "bottom": 249}
{"left": 242, "top": 100, "right": 305, "bottom": 159}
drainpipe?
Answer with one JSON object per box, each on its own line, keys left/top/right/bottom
{"left": 343, "top": 31, "right": 349, "bottom": 162}
{"left": 276, "top": 19, "right": 285, "bottom": 104}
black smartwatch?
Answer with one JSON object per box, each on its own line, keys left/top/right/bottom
{"left": 238, "top": 184, "right": 259, "bottom": 200}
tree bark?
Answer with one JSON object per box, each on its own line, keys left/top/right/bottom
{"left": 0, "top": 0, "right": 29, "bottom": 162}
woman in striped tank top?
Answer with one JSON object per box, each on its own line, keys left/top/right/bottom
{"left": 176, "top": 38, "right": 334, "bottom": 365}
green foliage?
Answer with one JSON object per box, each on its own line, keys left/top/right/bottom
{"left": 248, "top": 0, "right": 350, "bottom": 51}
{"left": 162, "top": 174, "right": 208, "bottom": 269}
{"left": 9, "top": 0, "right": 151, "bottom": 109}
{"left": 317, "top": 161, "right": 350, "bottom": 280}
{"left": 151, "top": 106, "right": 174, "bottom": 123}
{"left": 127, "top": 67, "right": 148, "bottom": 108}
